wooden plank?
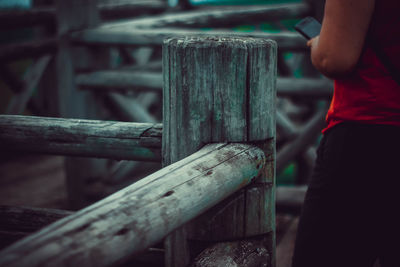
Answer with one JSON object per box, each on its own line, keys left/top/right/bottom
{"left": 0, "top": 39, "right": 57, "bottom": 62}
{"left": 72, "top": 28, "right": 306, "bottom": 51}
{"left": 163, "top": 36, "right": 276, "bottom": 267}
{"left": 6, "top": 55, "right": 52, "bottom": 115}
{"left": 0, "top": 115, "right": 162, "bottom": 161}
{"left": 0, "top": 143, "right": 266, "bottom": 267}
{"left": 103, "top": 3, "right": 310, "bottom": 29}
{"left": 76, "top": 70, "right": 162, "bottom": 92}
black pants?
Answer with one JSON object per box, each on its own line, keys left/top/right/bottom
{"left": 292, "top": 122, "right": 400, "bottom": 267}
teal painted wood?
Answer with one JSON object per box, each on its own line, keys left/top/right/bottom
{"left": 0, "top": 115, "right": 162, "bottom": 161}
{"left": 0, "top": 143, "right": 265, "bottom": 267}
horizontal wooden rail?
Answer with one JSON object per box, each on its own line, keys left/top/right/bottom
{"left": 0, "top": 115, "right": 162, "bottom": 161}
{"left": 0, "top": 38, "right": 57, "bottom": 62}
{"left": 72, "top": 28, "right": 306, "bottom": 50}
{"left": 277, "top": 77, "right": 333, "bottom": 98}
{"left": 76, "top": 71, "right": 162, "bottom": 92}
{"left": 77, "top": 70, "right": 332, "bottom": 99}
{"left": 103, "top": 3, "right": 310, "bottom": 29}
{"left": 0, "top": 206, "right": 73, "bottom": 234}
{"left": 0, "top": 1, "right": 166, "bottom": 29}
{"left": 0, "top": 206, "right": 73, "bottom": 250}
{"left": 0, "top": 143, "right": 267, "bottom": 267}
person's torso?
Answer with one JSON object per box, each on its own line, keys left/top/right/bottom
{"left": 323, "top": 0, "right": 400, "bottom": 133}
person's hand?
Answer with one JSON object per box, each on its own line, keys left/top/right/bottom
{"left": 307, "top": 36, "right": 320, "bottom": 49}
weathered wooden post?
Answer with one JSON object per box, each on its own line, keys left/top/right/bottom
{"left": 163, "top": 36, "right": 277, "bottom": 266}
{"left": 56, "top": 0, "right": 111, "bottom": 208}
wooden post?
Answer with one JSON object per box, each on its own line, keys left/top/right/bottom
{"left": 163, "top": 36, "right": 277, "bottom": 266}
{"left": 55, "top": 0, "right": 111, "bottom": 209}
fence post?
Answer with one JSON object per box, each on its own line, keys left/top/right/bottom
{"left": 163, "top": 36, "right": 277, "bottom": 266}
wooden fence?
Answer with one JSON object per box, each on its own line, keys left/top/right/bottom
{"left": 0, "top": 33, "right": 276, "bottom": 266}
{"left": 0, "top": 0, "right": 331, "bottom": 266}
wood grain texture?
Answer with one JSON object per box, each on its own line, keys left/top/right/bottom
{"left": 0, "top": 143, "right": 265, "bottom": 267}
{"left": 0, "top": 115, "right": 162, "bottom": 161}
{"left": 163, "top": 36, "right": 276, "bottom": 267}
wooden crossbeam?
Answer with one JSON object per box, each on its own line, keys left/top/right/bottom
{"left": 102, "top": 3, "right": 311, "bottom": 29}
{"left": 276, "top": 108, "right": 326, "bottom": 174}
{"left": 76, "top": 71, "right": 162, "bottom": 92}
{"left": 277, "top": 77, "right": 333, "bottom": 98}
{"left": 76, "top": 70, "right": 331, "bottom": 99}
{"left": 0, "top": 115, "right": 162, "bottom": 161}
{"left": 0, "top": 39, "right": 57, "bottom": 62}
{"left": 6, "top": 55, "right": 52, "bottom": 115}
{"left": 0, "top": 143, "right": 266, "bottom": 267}
{"left": 72, "top": 28, "right": 306, "bottom": 50}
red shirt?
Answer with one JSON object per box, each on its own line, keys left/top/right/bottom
{"left": 323, "top": 0, "right": 400, "bottom": 133}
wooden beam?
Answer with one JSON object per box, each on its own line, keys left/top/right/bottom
{"left": 103, "top": 3, "right": 310, "bottom": 29}
{"left": 276, "top": 108, "right": 326, "bottom": 174}
{"left": 6, "top": 55, "right": 52, "bottom": 115}
{"left": 0, "top": 39, "right": 57, "bottom": 62}
{"left": 277, "top": 77, "right": 333, "bottom": 98}
{"left": 99, "top": 0, "right": 167, "bottom": 20}
{"left": 276, "top": 110, "right": 297, "bottom": 141}
{"left": 0, "top": 143, "right": 266, "bottom": 267}
{"left": 76, "top": 71, "right": 330, "bottom": 99}
{"left": 106, "top": 93, "right": 158, "bottom": 123}
{"left": 163, "top": 36, "right": 276, "bottom": 267}
{"left": 0, "top": 115, "right": 162, "bottom": 161}
{"left": 76, "top": 71, "right": 162, "bottom": 92}
{"left": 0, "top": 205, "right": 73, "bottom": 234}
{"left": 72, "top": 28, "right": 307, "bottom": 51}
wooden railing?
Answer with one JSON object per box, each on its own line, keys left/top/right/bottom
{"left": 0, "top": 0, "right": 331, "bottom": 266}
{"left": 0, "top": 35, "right": 276, "bottom": 267}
